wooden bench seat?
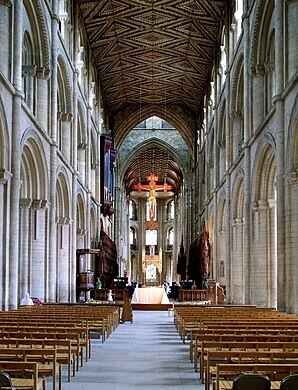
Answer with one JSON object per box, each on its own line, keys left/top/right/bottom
{"left": 0, "top": 346, "right": 61, "bottom": 390}
{"left": 199, "top": 341, "right": 298, "bottom": 381}
{"left": 213, "top": 363, "right": 298, "bottom": 390}
{"left": 0, "top": 361, "right": 45, "bottom": 390}
{"left": 205, "top": 350, "right": 298, "bottom": 389}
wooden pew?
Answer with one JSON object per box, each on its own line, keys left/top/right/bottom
{"left": 205, "top": 350, "right": 298, "bottom": 390}
{"left": 213, "top": 363, "right": 298, "bottom": 390}
{"left": 199, "top": 341, "right": 298, "bottom": 382}
{"left": 190, "top": 330, "right": 298, "bottom": 363}
{"left": 0, "top": 333, "right": 77, "bottom": 381}
{"left": 0, "top": 346, "right": 60, "bottom": 390}
{"left": 0, "top": 361, "right": 45, "bottom": 390}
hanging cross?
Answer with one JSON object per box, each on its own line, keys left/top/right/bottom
{"left": 133, "top": 174, "right": 173, "bottom": 222}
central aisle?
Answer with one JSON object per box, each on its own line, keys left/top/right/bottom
{"left": 61, "top": 310, "right": 203, "bottom": 389}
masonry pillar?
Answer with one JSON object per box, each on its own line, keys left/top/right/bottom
{"left": 9, "top": 0, "right": 23, "bottom": 309}
{"left": 18, "top": 198, "right": 32, "bottom": 299}
{"left": 274, "top": 0, "right": 286, "bottom": 311}
{"left": 251, "top": 66, "right": 265, "bottom": 132}
{"left": 48, "top": 0, "right": 59, "bottom": 302}
{"left": 0, "top": 0, "right": 12, "bottom": 79}
{"left": 36, "top": 67, "right": 50, "bottom": 131}
{"left": 242, "top": 1, "right": 252, "bottom": 304}
{"left": 286, "top": 0, "right": 298, "bottom": 81}
{"left": 71, "top": 7, "right": 79, "bottom": 302}
{"left": 0, "top": 170, "right": 12, "bottom": 310}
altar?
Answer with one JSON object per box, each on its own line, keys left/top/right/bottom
{"left": 131, "top": 287, "right": 170, "bottom": 304}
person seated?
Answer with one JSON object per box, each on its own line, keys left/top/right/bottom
{"left": 20, "top": 293, "right": 34, "bottom": 306}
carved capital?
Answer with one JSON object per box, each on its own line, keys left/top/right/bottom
{"left": 78, "top": 142, "right": 88, "bottom": 150}
{"left": 251, "top": 201, "right": 259, "bottom": 212}
{"left": 264, "top": 62, "right": 275, "bottom": 73}
{"left": 61, "top": 112, "right": 73, "bottom": 122}
{"left": 257, "top": 200, "right": 268, "bottom": 210}
{"left": 56, "top": 216, "right": 72, "bottom": 225}
{"left": 22, "top": 64, "right": 37, "bottom": 77}
{"left": 0, "top": 0, "right": 12, "bottom": 5}
{"left": 19, "top": 198, "right": 32, "bottom": 209}
{"left": 0, "top": 169, "right": 12, "bottom": 184}
{"left": 76, "top": 228, "right": 87, "bottom": 236}
{"left": 252, "top": 64, "right": 265, "bottom": 76}
{"left": 284, "top": 170, "right": 298, "bottom": 184}
{"left": 268, "top": 198, "right": 276, "bottom": 209}
{"left": 31, "top": 199, "right": 42, "bottom": 209}
{"left": 234, "top": 217, "right": 244, "bottom": 226}
{"left": 36, "top": 67, "right": 51, "bottom": 80}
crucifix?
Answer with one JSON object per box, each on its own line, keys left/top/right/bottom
{"left": 133, "top": 174, "right": 172, "bottom": 225}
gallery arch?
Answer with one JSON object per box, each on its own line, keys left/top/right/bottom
{"left": 251, "top": 142, "right": 277, "bottom": 308}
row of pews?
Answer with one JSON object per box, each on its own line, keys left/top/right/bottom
{"left": 174, "top": 305, "right": 298, "bottom": 390}
{"left": 0, "top": 303, "right": 120, "bottom": 390}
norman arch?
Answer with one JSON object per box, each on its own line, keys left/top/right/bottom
{"left": 217, "top": 192, "right": 227, "bottom": 287}
{"left": 251, "top": 140, "right": 277, "bottom": 308}
{"left": 57, "top": 55, "right": 73, "bottom": 160}
{"left": 76, "top": 192, "right": 86, "bottom": 250}
{"left": 56, "top": 170, "right": 71, "bottom": 302}
{"left": 231, "top": 172, "right": 245, "bottom": 303}
{"left": 19, "top": 135, "right": 49, "bottom": 301}
{"left": 114, "top": 106, "right": 196, "bottom": 155}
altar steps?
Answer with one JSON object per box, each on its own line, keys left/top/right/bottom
{"left": 131, "top": 303, "right": 173, "bottom": 311}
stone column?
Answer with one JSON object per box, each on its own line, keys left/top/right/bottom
{"left": 0, "top": 0, "right": 12, "bottom": 79}
{"left": 22, "top": 64, "right": 36, "bottom": 111}
{"left": 286, "top": 0, "right": 298, "bottom": 81}
{"left": 61, "top": 113, "right": 72, "bottom": 162}
{"left": 71, "top": 8, "right": 79, "bottom": 301}
{"left": 251, "top": 65, "right": 265, "bottom": 132}
{"left": 0, "top": 169, "right": 12, "bottom": 310}
{"left": 48, "top": 0, "right": 59, "bottom": 302}
{"left": 18, "top": 198, "right": 32, "bottom": 299}
{"left": 36, "top": 67, "right": 51, "bottom": 131}
{"left": 242, "top": 1, "right": 252, "bottom": 304}
{"left": 212, "top": 65, "right": 219, "bottom": 281}
{"left": 285, "top": 171, "right": 298, "bottom": 312}
{"left": 268, "top": 198, "right": 277, "bottom": 308}
{"left": 274, "top": 0, "right": 286, "bottom": 311}
{"left": 9, "top": 0, "right": 23, "bottom": 309}
{"left": 231, "top": 218, "right": 245, "bottom": 303}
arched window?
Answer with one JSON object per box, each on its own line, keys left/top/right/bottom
{"left": 218, "top": 27, "right": 227, "bottom": 88}
{"left": 265, "top": 32, "right": 275, "bottom": 113}
{"left": 22, "top": 32, "right": 35, "bottom": 111}
{"left": 130, "top": 227, "right": 136, "bottom": 248}
{"left": 167, "top": 227, "right": 174, "bottom": 247}
{"left": 129, "top": 200, "right": 137, "bottom": 221}
{"left": 166, "top": 200, "right": 174, "bottom": 221}
{"left": 234, "top": 0, "right": 243, "bottom": 41}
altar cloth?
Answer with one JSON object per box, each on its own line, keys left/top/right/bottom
{"left": 131, "top": 287, "right": 170, "bottom": 304}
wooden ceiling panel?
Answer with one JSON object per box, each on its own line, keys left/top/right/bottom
{"left": 78, "top": 0, "right": 225, "bottom": 116}
{"left": 123, "top": 146, "right": 183, "bottom": 195}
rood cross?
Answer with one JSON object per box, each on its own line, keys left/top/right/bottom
{"left": 133, "top": 174, "right": 173, "bottom": 220}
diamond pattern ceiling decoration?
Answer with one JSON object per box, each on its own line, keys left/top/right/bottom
{"left": 78, "top": 0, "right": 225, "bottom": 116}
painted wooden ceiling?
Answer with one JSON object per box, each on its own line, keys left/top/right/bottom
{"left": 78, "top": 0, "right": 225, "bottom": 194}
{"left": 123, "top": 145, "right": 183, "bottom": 194}
{"left": 78, "top": 0, "right": 225, "bottom": 116}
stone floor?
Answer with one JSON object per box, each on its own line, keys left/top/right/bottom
{"left": 55, "top": 310, "right": 204, "bottom": 390}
